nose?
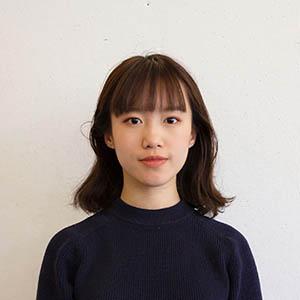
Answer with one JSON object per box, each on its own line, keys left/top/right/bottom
{"left": 142, "top": 129, "right": 163, "bottom": 149}
{"left": 145, "top": 142, "right": 162, "bottom": 149}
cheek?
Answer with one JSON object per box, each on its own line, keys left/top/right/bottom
{"left": 170, "top": 132, "right": 191, "bottom": 160}
{"left": 113, "top": 129, "right": 135, "bottom": 147}
{"left": 172, "top": 142, "right": 189, "bottom": 160}
{"left": 171, "top": 130, "right": 191, "bottom": 147}
{"left": 113, "top": 135, "right": 137, "bottom": 165}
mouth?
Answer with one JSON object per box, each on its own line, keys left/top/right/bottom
{"left": 140, "top": 159, "right": 168, "bottom": 168}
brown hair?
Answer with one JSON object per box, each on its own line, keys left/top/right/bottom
{"left": 70, "top": 52, "right": 235, "bottom": 218}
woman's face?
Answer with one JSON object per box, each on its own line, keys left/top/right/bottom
{"left": 104, "top": 88, "right": 196, "bottom": 189}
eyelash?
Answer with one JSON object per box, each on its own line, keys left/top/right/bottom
{"left": 124, "top": 117, "right": 180, "bottom": 125}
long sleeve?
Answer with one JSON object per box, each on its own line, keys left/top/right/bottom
{"left": 227, "top": 232, "right": 263, "bottom": 299}
{"left": 36, "top": 229, "right": 80, "bottom": 300}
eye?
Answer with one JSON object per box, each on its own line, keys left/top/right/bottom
{"left": 166, "top": 117, "right": 180, "bottom": 124}
{"left": 123, "top": 117, "right": 141, "bottom": 125}
{"left": 124, "top": 117, "right": 180, "bottom": 125}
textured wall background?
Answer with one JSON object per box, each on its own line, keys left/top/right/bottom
{"left": 1, "top": 1, "right": 299, "bottom": 299}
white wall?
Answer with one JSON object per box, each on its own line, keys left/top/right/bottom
{"left": 1, "top": 1, "right": 299, "bottom": 299}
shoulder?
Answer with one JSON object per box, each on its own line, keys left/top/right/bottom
{"left": 43, "top": 211, "right": 109, "bottom": 257}
{"left": 192, "top": 214, "right": 259, "bottom": 270}
{"left": 194, "top": 214, "right": 253, "bottom": 254}
{"left": 193, "top": 217, "right": 263, "bottom": 297}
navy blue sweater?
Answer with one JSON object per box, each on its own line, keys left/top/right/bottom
{"left": 36, "top": 197, "right": 263, "bottom": 299}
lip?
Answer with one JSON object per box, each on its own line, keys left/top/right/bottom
{"left": 140, "top": 159, "right": 167, "bottom": 168}
{"left": 140, "top": 155, "right": 168, "bottom": 161}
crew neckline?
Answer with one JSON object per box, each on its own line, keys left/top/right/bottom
{"left": 106, "top": 197, "right": 195, "bottom": 225}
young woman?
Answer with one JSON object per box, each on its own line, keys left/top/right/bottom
{"left": 36, "top": 53, "right": 263, "bottom": 299}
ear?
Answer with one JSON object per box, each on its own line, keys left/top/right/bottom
{"left": 189, "top": 126, "right": 197, "bottom": 148}
{"left": 104, "top": 131, "right": 115, "bottom": 149}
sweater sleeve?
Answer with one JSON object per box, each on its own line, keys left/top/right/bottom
{"left": 36, "top": 228, "right": 80, "bottom": 300}
{"left": 227, "top": 231, "right": 263, "bottom": 300}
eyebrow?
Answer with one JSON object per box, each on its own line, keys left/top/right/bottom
{"left": 122, "top": 109, "right": 185, "bottom": 114}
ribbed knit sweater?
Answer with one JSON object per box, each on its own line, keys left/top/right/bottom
{"left": 36, "top": 197, "right": 263, "bottom": 299}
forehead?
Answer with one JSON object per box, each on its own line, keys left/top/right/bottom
{"left": 110, "top": 77, "right": 192, "bottom": 119}
{"left": 113, "top": 99, "right": 191, "bottom": 118}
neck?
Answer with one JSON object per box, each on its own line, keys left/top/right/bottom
{"left": 104, "top": 196, "right": 195, "bottom": 226}
{"left": 120, "top": 194, "right": 181, "bottom": 210}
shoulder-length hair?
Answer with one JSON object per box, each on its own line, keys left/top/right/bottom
{"left": 71, "top": 52, "right": 235, "bottom": 218}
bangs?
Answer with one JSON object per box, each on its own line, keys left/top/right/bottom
{"left": 109, "top": 57, "right": 188, "bottom": 117}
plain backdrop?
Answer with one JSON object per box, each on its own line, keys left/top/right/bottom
{"left": 1, "top": 1, "right": 300, "bottom": 299}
